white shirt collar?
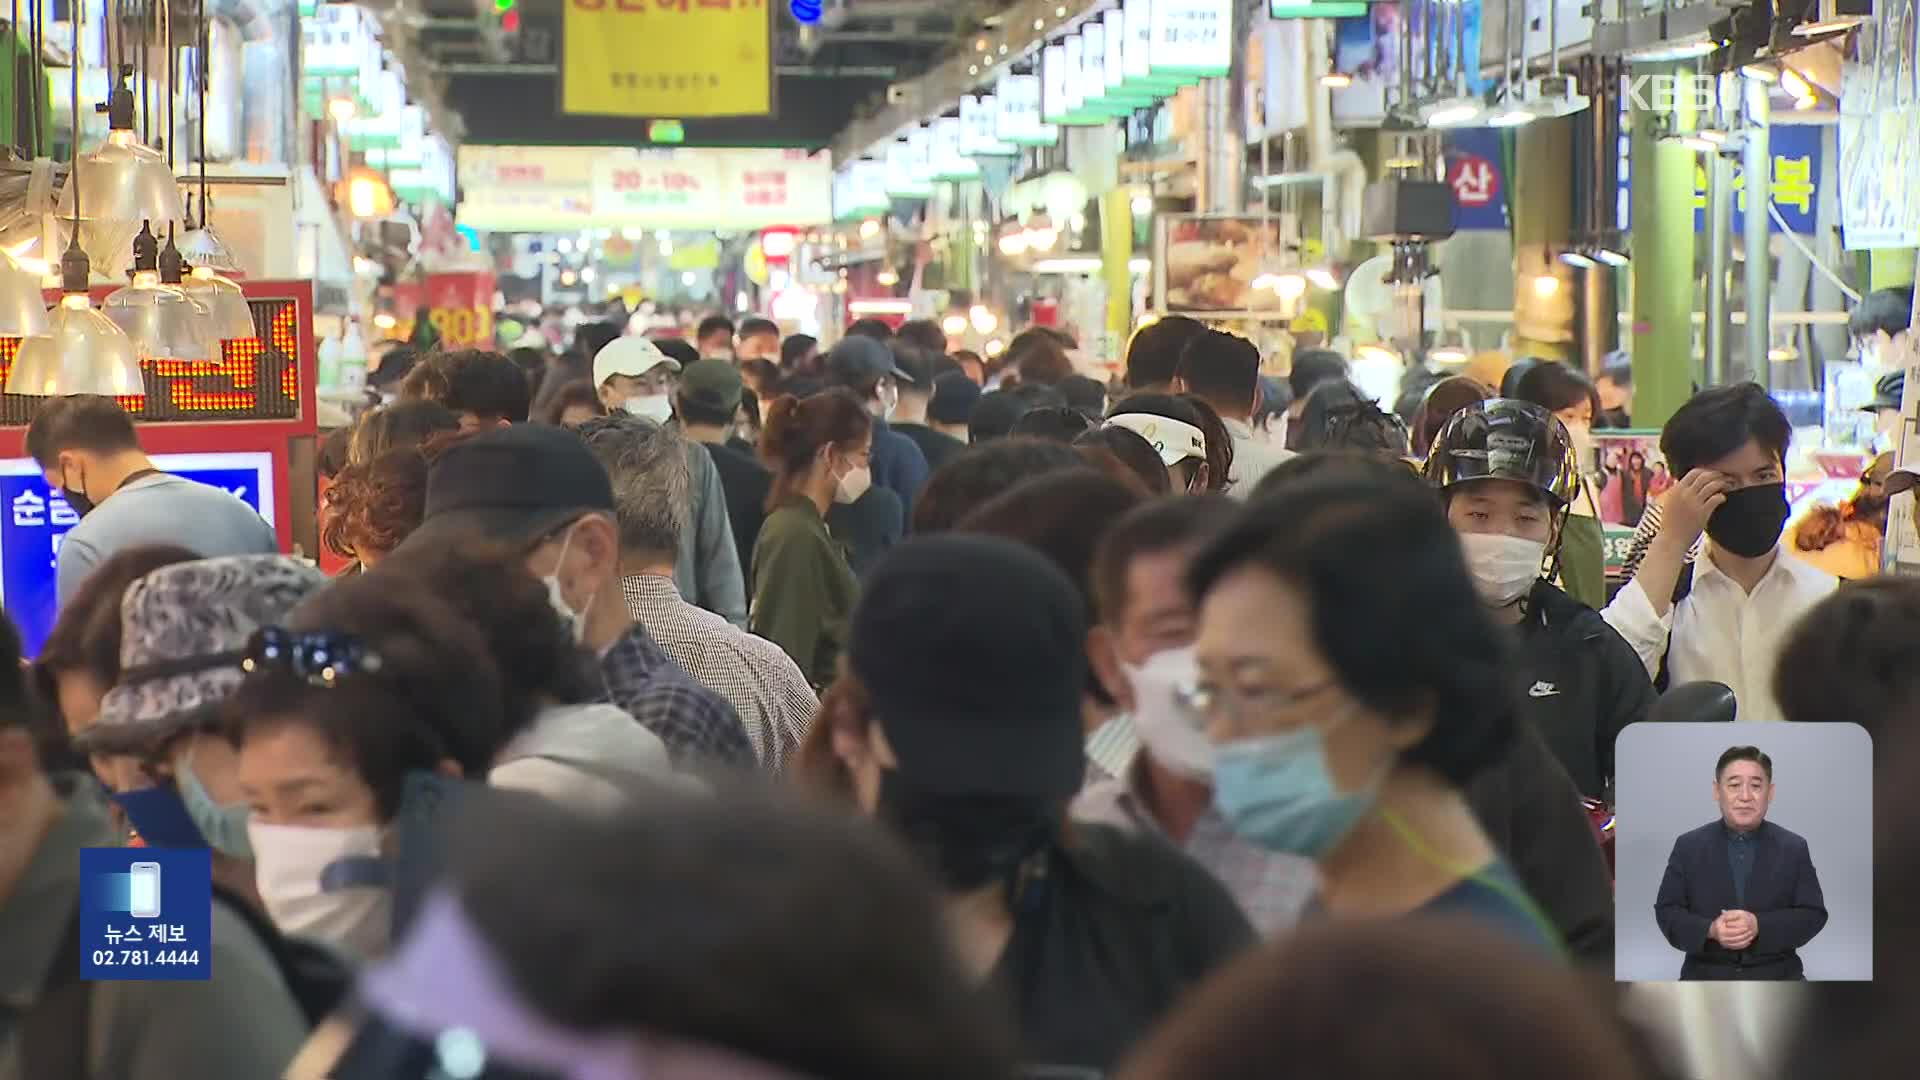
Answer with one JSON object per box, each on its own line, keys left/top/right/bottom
{"left": 1693, "top": 545, "right": 1829, "bottom": 592}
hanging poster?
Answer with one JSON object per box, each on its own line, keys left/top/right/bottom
{"left": 1665, "top": 124, "right": 1823, "bottom": 235}
{"left": 1839, "top": 15, "right": 1920, "bottom": 250}
{"left": 1330, "top": 1, "right": 1488, "bottom": 127}
{"left": 1446, "top": 129, "right": 1508, "bottom": 231}
{"left": 1149, "top": 0, "right": 1233, "bottom": 78}
{"left": 997, "top": 74, "right": 1058, "bottom": 146}
{"left": 1042, "top": 44, "right": 1072, "bottom": 126}
{"left": 562, "top": 0, "right": 773, "bottom": 118}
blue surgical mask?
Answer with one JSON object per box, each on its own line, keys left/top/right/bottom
{"left": 176, "top": 745, "right": 253, "bottom": 858}
{"left": 110, "top": 785, "right": 208, "bottom": 849}
{"left": 1212, "top": 724, "right": 1384, "bottom": 858}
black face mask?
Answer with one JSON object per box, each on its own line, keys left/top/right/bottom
{"left": 877, "top": 770, "right": 1056, "bottom": 893}
{"left": 1706, "top": 483, "right": 1791, "bottom": 558}
{"left": 60, "top": 466, "right": 94, "bottom": 517}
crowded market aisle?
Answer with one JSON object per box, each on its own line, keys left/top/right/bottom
{"left": 0, "top": 315, "right": 1910, "bottom": 1080}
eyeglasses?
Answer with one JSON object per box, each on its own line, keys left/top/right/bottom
{"left": 241, "top": 628, "right": 383, "bottom": 687}
{"left": 1174, "top": 679, "right": 1334, "bottom": 728}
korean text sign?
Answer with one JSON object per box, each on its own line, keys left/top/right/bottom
{"left": 562, "top": 0, "right": 772, "bottom": 118}
{"left": 79, "top": 847, "right": 213, "bottom": 981}
{"left": 0, "top": 453, "right": 277, "bottom": 657}
{"left": 1691, "top": 124, "right": 1822, "bottom": 234}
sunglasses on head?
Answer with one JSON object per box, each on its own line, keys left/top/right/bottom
{"left": 241, "top": 627, "right": 383, "bottom": 687}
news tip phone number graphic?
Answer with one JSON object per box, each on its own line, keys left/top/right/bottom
{"left": 80, "top": 848, "right": 214, "bottom": 980}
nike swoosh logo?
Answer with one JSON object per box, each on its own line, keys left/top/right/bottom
{"left": 1529, "top": 683, "right": 1561, "bottom": 698}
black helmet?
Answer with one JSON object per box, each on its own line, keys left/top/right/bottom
{"left": 1424, "top": 398, "right": 1579, "bottom": 509}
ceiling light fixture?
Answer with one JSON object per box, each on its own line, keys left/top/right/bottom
{"left": 1320, "top": 72, "right": 1353, "bottom": 89}
{"left": 58, "top": 67, "right": 188, "bottom": 276}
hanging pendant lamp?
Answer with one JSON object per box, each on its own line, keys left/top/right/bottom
{"left": 9, "top": 248, "right": 145, "bottom": 397}
{"left": 177, "top": 194, "right": 240, "bottom": 273}
{"left": 180, "top": 265, "right": 255, "bottom": 340}
{"left": 0, "top": 249, "right": 51, "bottom": 338}
{"left": 103, "top": 222, "right": 214, "bottom": 359}
{"left": 10, "top": 0, "right": 144, "bottom": 397}
{"left": 55, "top": 69, "right": 187, "bottom": 276}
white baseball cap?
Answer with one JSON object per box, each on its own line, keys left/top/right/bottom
{"left": 1105, "top": 412, "right": 1207, "bottom": 466}
{"left": 593, "top": 336, "right": 680, "bottom": 387}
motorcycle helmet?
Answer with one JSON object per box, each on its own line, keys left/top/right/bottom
{"left": 1423, "top": 398, "right": 1579, "bottom": 510}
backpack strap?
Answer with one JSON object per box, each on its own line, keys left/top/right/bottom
{"left": 19, "top": 903, "right": 90, "bottom": 1080}
{"left": 1652, "top": 562, "right": 1696, "bottom": 694}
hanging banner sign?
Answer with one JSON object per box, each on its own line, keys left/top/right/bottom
{"left": 930, "top": 117, "right": 980, "bottom": 180}
{"left": 457, "top": 146, "right": 829, "bottom": 229}
{"left": 424, "top": 271, "right": 497, "bottom": 349}
{"left": 1042, "top": 44, "right": 1072, "bottom": 126}
{"left": 849, "top": 159, "right": 890, "bottom": 215}
{"left": 1149, "top": 0, "right": 1233, "bottom": 79}
{"left": 906, "top": 127, "right": 935, "bottom": 184}
{"left": 562, "top": 0, "right": 773, "bottom": 118}
{"left": 997, "top": 74, "right": 1058, "bottom": 146}
{"left": 1062, "top": 35, "right": 1087, "bottom": 119}
{"left": 961, "top": 95, "right": 1016, "bottom": 157}
{"left": 1446, "top": 129, "right": 1508, "bottom": 231}
{"left": 1104, "top": 13, "right": 1129, "bottom": 97}
{"left": 885, "top": 139, "right": 933, "bottom": 198}
{"left": 1081, "top": 22, "right": 1112, "bottom": 112}
{"left": 1684, "top": 124, "right": 1822, "bottom": 235}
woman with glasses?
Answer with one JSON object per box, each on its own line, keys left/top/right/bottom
{"left": 226, "top": 575, "right": 511, "bottom": 963}
{"left": 1186, "top": 464, "right": 1562, "bottom": 954}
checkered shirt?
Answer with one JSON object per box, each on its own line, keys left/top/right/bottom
{"left": 596, "top": 618, "right": 756, "bottom": 769}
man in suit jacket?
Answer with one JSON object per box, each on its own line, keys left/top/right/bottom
{"left": 1654, "top": 745, "right": 1828, "bottom": 979}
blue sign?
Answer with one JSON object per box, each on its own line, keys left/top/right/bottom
{"left": 78, "top": 847, "right": 213, "bottom": 981}
{"left": 1447, "top": 129, "right": 1508, "bottom": 231}
{"left": 0, "top": 453, "right": 276, "bottom": 657}
{"left": 1621, "top": 122, "right": 1823, "bottom": 235}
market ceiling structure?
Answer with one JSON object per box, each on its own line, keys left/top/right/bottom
{"left": 378, "top": 0, "right": 1018, "bottom": 148}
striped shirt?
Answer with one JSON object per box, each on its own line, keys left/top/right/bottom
{"left": 622, "top": 575, "right": 817, "bottom": 770}
{"left": 1618, "top": 499, "right": 1703, "bottom": 580}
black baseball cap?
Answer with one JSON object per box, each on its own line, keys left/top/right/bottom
{"left": 850, "top": 535, "right": 1087, "bottom": 801}
{"left": 393, "top": 424, "right": 614, "bottom": 557}
{"left": 1860, "top": 371, "right": 1905, "bottom": 413}
{"left": 828, "top": 335, "right": 913, "bottom": 386}
{"left": 928, "top": 371, "right": 981, "bottom": 425}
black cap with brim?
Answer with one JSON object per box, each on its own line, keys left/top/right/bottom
{"left": 387, "top": 502, "right": 591, "bottom": 561}
{"left": 828, "top": 336, "right": 914, "bottom": 386}
{"left": 1888, "top": 466, "right": 1920, "bottom": 497}
{"left": 851, "top": 535, "right": 1087, "bottom": 802}
{"left": 394, "top": 425, "right": 616, "bottom": 559}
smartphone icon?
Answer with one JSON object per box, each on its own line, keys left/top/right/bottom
{"left": 128, "top": 861, "right": 162, "bottom": 919}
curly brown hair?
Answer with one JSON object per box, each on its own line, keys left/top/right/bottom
{"left": 321, "top": 446, "right": 430, "bottom": 564}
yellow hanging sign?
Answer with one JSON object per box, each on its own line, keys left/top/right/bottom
{"left": 562, "top": 0, "right": 773, "bottom": 118}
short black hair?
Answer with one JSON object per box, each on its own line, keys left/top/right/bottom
{"left": 1188, "top": 469, "right": 1516, "bottom": 788}
{"left": 535, "top": 379, "right": 610, "bottom": 426}
{"left": 1075, "top": 426, "right": 1172, "bottom": 495}
{"left": 1715, "top": 745, "right": 1773, "bottom": 782}
{"left": 1058, "top": 374, "right": 1107, "bottom": 420}
{"left": 1775, "top": 578, "right": 1920, "bottom": 738}
{"left": 1178, "top": 329, "right": 1261, "bottom": 413}
{"left": 781, "top": 333, "right": 819, "bottom": 371}
{"left": 738, "top": 317, "right": 779, "bottom": 342}
{"left": 956, "top": 470, "right": 1144, "bottom": 625}
{"left": 1660, "top": 383, "right": 1792, "bottom": 478}
{"left": 449, "top": 786, "right": 1018, "bottom": 1079}
{"left": 1092, "top": 495, "right": 1240, "bottom": 625}
{"left": 696, "top": 315, "right": 737, "bottom": 343}
{"left": 1125, "top": 315, "right": 1207, "bottom": 389}
{"left": 401, "top": 350, "right": 533, "bottom": 423}
{"left": 654, "top": 337, "right": 700, "bottom": 370}
{"left": 1848, "top": 286, "right": 1913, "bottom": 340}
{"left": 318, "top": 426, "right": 354, "bottom": 480}
{"left": 25, "top": 396, "right": 141, "bottom": 467}
{"left": 845, "top": 318, "right": 894, "bottom": 341}
{"left": 1011, "top": 405, "right": 1096, "bottom": 443}
{"left": 1249, "top": 449, "right": 1422, "bottom": 504}
{"left": 574, "top": 321, "right": 623, "bottom": 363}
{"left": 895, "top": 319, "right": 948, "bottom": 354}
{"left": 968, "top": 385, "right": 1065, "bottom": 444}
{"left": 1288, "top": 349, "right": 1349, "bottom": 402}
{"left": 1512, "top": 360, "right": 1601, "bottom": 420}
{"left": 912, "top": 438, "right": 1090, "bottom": 534}
{"left": 1295, "top": 381, "right": 1410, "bottom": 457}
{"left": 890, "top": 342, "right": 939, "bottom": 396}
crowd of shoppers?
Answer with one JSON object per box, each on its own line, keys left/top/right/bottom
{"left": 0, "top": 311, "right": 1911, "bottom": 1080}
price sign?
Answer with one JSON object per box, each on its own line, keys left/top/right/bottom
{"left": 424, "top": 272, "right": 497, "bottom": 349}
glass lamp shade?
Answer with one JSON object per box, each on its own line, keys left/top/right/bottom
{"left": 176, "top": 224, "right": 241, "bottom": 273}
{"left": 104, "top": 276, "right": 214, "bottom": 359}
{"left": 0, "top": 252, "right": 51, "bottom": 338}
{"left": 181, "top": 270, "right": 256, "bottom": 339}
{"left": 7, "top": 300, "right": 145, "bottom": 396}
{"left": 57, "top": 137, "right": 188, "bottom": 274}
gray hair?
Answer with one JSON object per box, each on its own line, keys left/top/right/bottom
{"left": 575, "top": 414, "right": 690, "bottom": 559}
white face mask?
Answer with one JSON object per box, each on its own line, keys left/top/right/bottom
{"left": 875, "top": 382, "right": 899, "bottom": 421}
{"left": 835, "top": 463, "right": 873, "bottom": 504}
{"left": 248, "top": 819, "right": 391, "bottom": 961}
{"left": 623, "top": 394, "right": 674, "bottom": 424}
{"left": 1458, "top": 532, "right": 1548, "bottom": 607}
{"left": 1121, "top": 645, "right": 1212, "bottom": 778}
{"left": 542, "top": 523, "right": 598, "bottom": 644}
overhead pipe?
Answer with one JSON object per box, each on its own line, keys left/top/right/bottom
{"left": 1742, "top": 77, "right": 1770, "bottom": 388}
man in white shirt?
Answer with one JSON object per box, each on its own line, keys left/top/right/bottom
{"left": 1602, "top": 385, "right": 1836, "bottom": 722}
{"left": 1173, "top": 328, "right": 1295, "bottom": 497}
